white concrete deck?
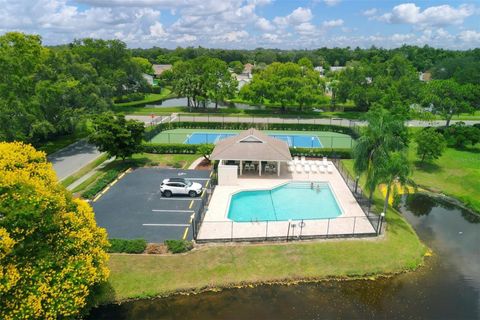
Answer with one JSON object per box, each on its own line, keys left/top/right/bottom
{"left": 197, "top": 161, "right": 377, "bottom": 241}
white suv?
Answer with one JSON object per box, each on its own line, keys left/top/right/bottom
{"left": 160, "top": 178, "right": 203, "bottom": 197}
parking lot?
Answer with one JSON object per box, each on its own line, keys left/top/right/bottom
{"left": 92, "top": 168, "right": 212, "bottom": 243}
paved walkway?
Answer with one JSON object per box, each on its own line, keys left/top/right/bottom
{"left": 47, "top": 140, "right": 102, "bottom": 181}
{"left": 127, "top": 114, "right": 479, "bottom": 128}
{"left": 67, "top": 157, "right": 115, "bottom": 191}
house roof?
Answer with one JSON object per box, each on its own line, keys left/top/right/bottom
{"left": 210, "top": 128, "right": 292, "bottom": 161}
{"left": 243, "top": 63, "right": 254, "bottom": 74}
{"left": 152, "top": 64, "right": 172, "bottom": 76}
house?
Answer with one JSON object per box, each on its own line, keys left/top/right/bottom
{"left": 419, "top": 71, "right": 432, "bottom": 82}
{"left": 234, "top": 73, "right": 252, "bottom": 90}
{"left": 314, "top": 66, "right": 325, "bottom": 75}
{"left": 152, "top": 64, "right": 172, "bottom": 78}
{"left": 329, "top": 66, "right": 346, "bottom": 72}
{"left": 242, "top": 63, "right": 254, "bottom": 76}
{"left": 142, "top": 73, "right": 154, "bottom": 86}
{"left": 210, "top": 128, "right": 292, "bottom": 185}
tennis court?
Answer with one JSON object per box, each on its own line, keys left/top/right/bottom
{"left": 185, "top": 132, "right": 322, "bottom": 148}
{"left": 151, "top": 129, "right": 354, "bottom": 149}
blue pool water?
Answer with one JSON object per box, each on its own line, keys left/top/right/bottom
{"left": 185, "top": 132, "right": 322, "bottom": 148}
{"left": 228, "top": 182, "right": 342, "bottom": 222}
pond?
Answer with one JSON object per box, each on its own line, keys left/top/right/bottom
{"left": 89, "top": 194, "right": 480, "bottom": 319}
{"left": 147, "top": 97, "right": 266, "bottom": 110}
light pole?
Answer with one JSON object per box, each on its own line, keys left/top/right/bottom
{"left": 377, "top": 212, "right": 385, "bottom": 235}
{"left": 355, "top": 176, "right": 360, "bottom": 194}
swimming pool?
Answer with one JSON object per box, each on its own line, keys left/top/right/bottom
{"left": 185, "top": 132, "right": 322, "bottom": 148}
{"left": 227, "top": 182, "right": 342, "bottom": 222}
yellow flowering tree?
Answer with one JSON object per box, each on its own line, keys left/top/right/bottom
{"left": 0, "top": 142, "right": 109, "bottom": 319}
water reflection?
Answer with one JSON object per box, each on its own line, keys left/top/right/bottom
{"left": 89, "top": 194, "right": 480, "bottom": 320}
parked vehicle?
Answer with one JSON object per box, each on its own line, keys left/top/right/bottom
{"left": 160, "top": 178, "right": 203, "bottom": 197}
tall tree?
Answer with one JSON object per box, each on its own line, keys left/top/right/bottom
{"left": 353, "top": 106, "right": 408, "bottom": 200}
{"left": 89, "top": 113, "right": 145, "bottom": 160}
{"left": 377, "top": 152, "right": 412, "bottom": 214}
{"left": 421, "top": 79, "right": 475, "bottom": 127}
{"left": 415, "top": 128, "right": 447, "bottom": 163}
{"left": 0, "top": 142, "right": 109, "bottom": 319}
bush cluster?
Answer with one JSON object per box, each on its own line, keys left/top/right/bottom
{"left": 436, "top": 122, "right": 480, "bottom": 148}
{"left": 108, "top": 238, "right": 147, "bottom": 253}
{"left": 115, "top": 93, "right": 145, "bottom": 103}
{"left": 164, "top": 239, "right": 193, "bottom": 253}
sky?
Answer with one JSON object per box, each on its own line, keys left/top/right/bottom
{"left": 0, "top": 0, "right": 479, "bottom": 49}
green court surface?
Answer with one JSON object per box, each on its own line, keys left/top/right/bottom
{"left": 150, "top": 128, "right": 354, "bottom": 149}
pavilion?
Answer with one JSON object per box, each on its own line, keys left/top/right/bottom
{"left": 210, "top": 128, "right": 292, "bottom": 183}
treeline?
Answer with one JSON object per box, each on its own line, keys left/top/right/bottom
{"left": 0, "top": 32, "right": 150, "bottom": 144}
{"left": 130, "top": 45, "right": 480, "bottom": 73}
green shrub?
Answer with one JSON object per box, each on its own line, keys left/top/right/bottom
{"left": 108, "top": 239, "right": 147, "bottom": 253}
{"left": 81, "top": 167, "right": 128, "bottom": 199}
{"left": 164, "top": 239, "right": 193, "bottom": 253}
{"left": 142, "top": 143, "right": 208, "bottom": 154}
{"left": 289, "top": 147, "right": 352, "bottom": 158}
{"left": 437, "top": 122, "right": 480, "bottom": 148}
{"left": 115, "top": 93, "right": 145, "bottom": 103}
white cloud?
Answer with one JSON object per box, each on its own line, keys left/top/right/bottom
{"left": 458, "top": 30, "right": 480, "bottom": 43}
{"left": 262, "top": 32, "right": 281, "bottom": 43}
{"left": 256, "top": 17, "right": 275, "bottom": 31}
{"left": 322, "top": 19, "right": 343, "bottom": 27}
{"left": 274, "top": 7, "right": 312, "bottom": 27}
{"left": 380, "top": 3, "right": 475, "bottom": 28}
{"left": 213, "top": 30, "right": 248, "bottom": 42}
{"left": 149, "top": 21, "right": 167, "bottom": 38}
{"left": 322, "top": 0, "right": 341, "bottom": 7}
{"left": 173, "top": 34, "right": 197, "bottom": 42}
{"left": 295, "top": 22, "right": 316, "bottom": 35}
{"left": 362, "top": 8, "right": 377, "bottom": 16}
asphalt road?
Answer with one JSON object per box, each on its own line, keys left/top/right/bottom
{"left": 48, "top": 140, "right": 102, "bottom": 181}
{"left": 92, "top": 168, "right": 212, "bottom": 243}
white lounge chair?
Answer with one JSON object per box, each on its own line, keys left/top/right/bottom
{"left": 288, "top": 160, "right": 294, "bottom": 166}
{"left": 327, "top": 164, "right": 333, "bottom": 173}
{"left": 303, "top": 164, "right": 310, "bottom": 173}
{"left": 294, "top": 156, "right": 299, "bottom": 163}
{"left": 323, "top": 157, "right": 328, "bottom": 166}
{"left": 319, "top": 165, "right": 326, "bottom": 173}
{"left": 288, "top": 165, "right": 295, "bottom": 173}
{"left": 296, "top": 164, "right": 303, "bottom": 173}
{"left": 311, "top": 164, "right": 318, "bottom": 173}
{"left": 315, "top": 160, "right": 322, "bottom": 167}
{"left": 301, "top": 156, "right": 306, "bottom": 164}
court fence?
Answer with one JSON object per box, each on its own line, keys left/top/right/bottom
{"left": 190, "top": 163, "right": 385, "bottom": 243}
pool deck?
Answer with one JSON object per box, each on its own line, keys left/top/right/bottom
{"left": 197, "top": 162, "right": 377, "bottom": 241}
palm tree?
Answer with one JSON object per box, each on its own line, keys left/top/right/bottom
{"left": 353, "top": 106, "right": 408, "bottom": 201}
{"left": 377, "top": 152, "right": 412, "bottom": 214}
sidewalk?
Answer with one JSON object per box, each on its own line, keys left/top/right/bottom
{"left": 67, "top": 157, "right": 115, "bottom": 191}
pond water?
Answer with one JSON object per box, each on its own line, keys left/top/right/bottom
{"left": 147, "top": 97, "right": 266, "bottom": 110}
{"left": 89, "top": 194, "right": 480, "bottom": 320}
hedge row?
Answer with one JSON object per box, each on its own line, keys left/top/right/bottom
{"left": 108, "top": 239, "right": 147, "bottom": 253}
{"left": 290, "top": 147, "right": 352, "bottom": 158}
{"left": 142, "top": 142, "right": 352, "bottom": 159}
{"left": 156, "top": 121, "right": 359, "bottom": 138}
{"left": 165, "top": 240, "right": 193, "bottom": 253}
{"left": 81, "top": 167, "right": 128, "bottom": 199}
{"left": 142, "top": 143, "right": 207, "bottom": 154}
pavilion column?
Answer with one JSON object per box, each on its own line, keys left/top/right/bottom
{"left": 259, "top": 161, "right": 262, "bottom": 176}
{"left": 277, "top": 161, "right": 280, "bottom": 177}
{"left": 240, "top": 160, "right": 242, "bottom": 176}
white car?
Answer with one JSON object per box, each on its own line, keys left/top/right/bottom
{"left": 160, "top": 178, "right": 203, "bottom": 197}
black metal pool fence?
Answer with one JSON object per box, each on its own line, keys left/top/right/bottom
{"left": 190, "top": 160, "right": 385, "bottom": 243}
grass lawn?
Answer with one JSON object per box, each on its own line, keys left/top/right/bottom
{"left": 408, "top": 141, "right": 480, "bottom": 213}
{"left": 74, "top": 153, "right": 200, "bottom": 194}
{"left": 113, "top": 89, "right": 174, "bottom": 108}
{"left": 96, "top": 159, "right": 426, "bottom": 303}
{"left": 150, "top": 128, "right": 354, "bottom": 149}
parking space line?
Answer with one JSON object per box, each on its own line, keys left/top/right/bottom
{"left": 143, "top": 223, "right": 190, "bottom": 227}
{"left": 182, "top": 213, "right": 196, "bottom": 240}
{"left": 92, "top": 167, "right": 131, "bottom": 202}
{"left": 205, "top": 180, "right": 210, "bottom": 188}
{"left": 188, "top": 200, "right": 194, "bottom": 209}
{"left": 209, "top": 171, "right": 213, "bottom": 177}
{"left": 152, "top": 209, "right": 194, "bottom": 213}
